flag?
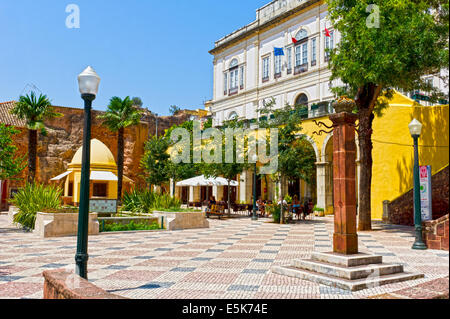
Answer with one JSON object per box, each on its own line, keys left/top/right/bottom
{"left": 292, "top": 37, "right": 298, "bottom": 44}
{"left": 274, "top": 47, "right": 284, "bottom": 56}
{"left": 324, "top": 27, "right": 331, "bottom": 37}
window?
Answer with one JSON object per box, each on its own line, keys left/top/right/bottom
{"left": 93, "top": 183, "right": 107, "bottom": 197}
{"left": 223, "top": 73, "right": 228, "bottom": 95}
{"left": 274, "top": 54, "right": 282, "bottom": 78}
{"left": 286, "top": 47, "right": 292, "bottom": 74}
{"left": 229, "top": 67, "right": 239, "bottom": 94}
{"left": 229, "top": 59, "right": 238, "bottom": 68}
{"left": 295, "top": 94, "right": 309, "bottom": 119}
{"left": 295, "top": 29, "right": 308, "bottom": 42}
{"left": 239, "top": 66, "right": 244, "bottom": 89}
{"left": 295, "top": 43, "right": 308, "bottom": 74}
{"left": 325, "top": 30, "right": 334, "bottom": 61}
{"left": 302, "top": 43, "right": 308, "bottom": 65}
{"left": 262, "top": 56, "right": 270, "bottom": 82}
{"left": 311, "top": 38, "right": 317, "bottom": 66}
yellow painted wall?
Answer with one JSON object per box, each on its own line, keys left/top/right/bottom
{"left": 299, "top": 92, "right": 449, "bottom": 221}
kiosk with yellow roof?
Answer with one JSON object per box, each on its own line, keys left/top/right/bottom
{"left": 51, "top": 139, "right": 133, "bottom": 206}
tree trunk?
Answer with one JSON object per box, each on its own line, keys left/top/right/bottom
{"left": 117, "top": 127, "right": 124, "bottom": 203}
{"left": 355, "top": 83, "right": 382, "bottom": 231}
{"left": 227, "top": 180, "right": 231, "bottom": 217}
{"left": 357, "top": 109, "right": 374, "bottom": 231}
{"left": 279, "top": 175, "right": 284, "bottom": 224}
{"left": 27, "top": 129, "right": 37, "bottom": 184}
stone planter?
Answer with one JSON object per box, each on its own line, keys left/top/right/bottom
{"left": 34, "top": 212, "right": 99, "bottom": 238}
{"left": 98, "top": 216, "right": 160, "bottom": 232}
{"left": 332, "top": 98, "right": 356, "bottom": 113}
{"left": 8, "top": 206, "right": 19, "bottom": 224}
{"left": 153, "top": 211, "right": 209, "bottom": 231}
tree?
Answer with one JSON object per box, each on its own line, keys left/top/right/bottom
{"left": 259, "top": 99, "right": 317, "bottom": 223}
{"left": 131, "top": 97, "right": 143, "bottom": 108}
{"left": 326, "top": 0, "right": 449, "bottom": 230}
{"left": 98, "top": 96, "right": 143, "bottom": 201}
{"left": 200, "top": 118, "right": 250, "bottom": 216}
{"left": 169, "top": 105, "right": 181, "bottom": 115}
{"left": 140, "top": 135, "right": 171, "bottom": 189}
{"left": 0, "top": 124, "right": 26, "bottom": 180}
{"left": 10, "top": 92, "right": 61, "bottom": 183}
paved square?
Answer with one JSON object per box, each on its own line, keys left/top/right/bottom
{"left": 0, "top": 214, "right": 448, "bottom": 299}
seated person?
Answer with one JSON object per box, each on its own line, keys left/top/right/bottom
{"left": 256, "top": 197, "right": 265, "bottom": 217}
{"left": 205, "top": 196, "right": 216, "bottom": 213}
{"left": 292, "top": 195, "right": 301, "bottom": 220}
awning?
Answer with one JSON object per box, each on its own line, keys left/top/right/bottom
{"left": 176, "top": 175, "right": 238, "bottom": 187}
{"left": 50, "top": 171, "right": 71, "bottom": 181}
{"left": 90, "top": 171, "right": 118, "bottom": 181}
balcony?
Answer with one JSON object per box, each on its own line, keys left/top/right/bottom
{"left": 294, "top": 63, "right": 308, "bottom": 75}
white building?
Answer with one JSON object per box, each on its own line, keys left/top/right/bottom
{"left": 193, "top": 0, "right": 449, "bottom": 211}
{"left": 209, "top": 0, "right": 338, "bottom": 127}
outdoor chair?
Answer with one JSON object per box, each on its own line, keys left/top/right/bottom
{"left": 206, "top": 205, "right": 225, "bottom": 219}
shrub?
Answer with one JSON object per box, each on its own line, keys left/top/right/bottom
{"left": 266, "top": 204, "right": 281, "bottom": 223}
{"left": 101, "top": 221, "right": 160, "bottom": 232}
{"left": 313, "top": 206, "right": 325, "bottom": 212}
{"left": 11, "top": 183, "right": 62, "bottom": 230}
{"left": 121, "top": 189, "right": 181, "bottom": 214}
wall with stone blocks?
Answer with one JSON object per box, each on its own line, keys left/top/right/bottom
{"left": 422, "top": 214, "right": 449, "bottom": 251}
{"left": 387, "top": 166, "right": 449, "bottom": 226}
{"left": 43, "top": 270, "right": 127, "bottom": 299}
{"left": 7, "top": 106, "right": 190, "bottom": 195}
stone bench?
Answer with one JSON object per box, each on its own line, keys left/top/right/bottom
{"left": 153, "top": 211, "right": 209, "bottom": 231}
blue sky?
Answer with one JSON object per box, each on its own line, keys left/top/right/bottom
{"left": 0, "top": 0, "right": 269, "bottom": 115}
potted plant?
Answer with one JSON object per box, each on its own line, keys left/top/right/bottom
{"left": 314, "top": 205, "right": 325, "bottom": 217}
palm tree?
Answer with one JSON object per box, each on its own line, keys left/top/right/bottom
{"left": 98, "top": 96, "right": 142, "bottom": 201}
{"left": 11, "top": 92, "right": 61, "bottom": 183}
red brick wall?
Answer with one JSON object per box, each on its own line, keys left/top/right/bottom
{"left": 388, "top": 166, "right": 449, "bottom": 226}
{"left": 6, "top": 106, "right": 190, "bottom": 198}
{"left": 423, "top": 214, "right": 449, "bottom": 251}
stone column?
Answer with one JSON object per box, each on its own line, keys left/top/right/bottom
{"left": 330, "top": 112, "right": 358, "bottom": 255}
{"left": 315, "top": 162, "right": 327, "bottom": 209}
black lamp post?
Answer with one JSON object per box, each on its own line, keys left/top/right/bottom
{"left": 409, "top": 119, "right": 427, "bottom": 250}
{"left": 75, "top": 66, "right": 101, "bottom": 279}
{"left": 252, "top": 154, "right": 258, "bottom": 221}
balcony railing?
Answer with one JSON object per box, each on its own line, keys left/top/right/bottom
{"left": 294, "top": 63, "right": 308, "bottom": 75}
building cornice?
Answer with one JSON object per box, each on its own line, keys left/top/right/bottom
{"left": 209, "top": 0, "right": 324, "bottom": 56}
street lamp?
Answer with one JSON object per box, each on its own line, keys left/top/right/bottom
{"left": 75, "top": 66, "right": 101, "bottom": 279}
{"left": 409, "top": 119, "right": 427, "bottom": 250}
{"left": 252, "top": 153, "right": 258, "bottom": 221}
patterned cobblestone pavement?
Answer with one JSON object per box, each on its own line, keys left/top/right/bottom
{"left": 0, "top": 214, "right": 448, "bottom": 299}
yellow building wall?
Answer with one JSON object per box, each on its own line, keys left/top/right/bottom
{"left": 299, "top": 92, "right": 449, "bottom": 221}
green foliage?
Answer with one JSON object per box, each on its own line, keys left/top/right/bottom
{"left": 121, "top": 189, "right": 181, "bottom": 214}
{"left": 266, "top": 204, "right": 281, "bottom": 223}
{"left": 140, "top": 136, "right": 172, "bottom": 186}
{"left": 131, "top": 97, "right": 143, "bottom": 108}
{"left": 10, "top": 183, "right": 62, "bottom": 229}
{"left": 97, "top": 96, "right": 143, "bottom": 132}
{"left": 313, "top": 206, "right": 325, "bottom": 212}
{"left": 0, "top": 124, "right": 26, "bottom": 180}
{"left": 284, "top": 194, "right": 292, "bottom": 204}
{"left": 259, "top": 99, "right": 317, "bottom": 183}
{"left": 11, "top": 91, "right": 62, "bottom": 135}
{"left": 101, "top": 220, "right": 160, "bottom": 232}
{"left": 169, "top": 105, "right": 181, "bottom": 115}
{"left": 326, "top": 0, "right": 449, "bottom": 106}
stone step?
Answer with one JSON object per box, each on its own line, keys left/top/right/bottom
{"left": 292, "top": 259, "right": 404, "bottom": 280}
{"left": 311, "top": 252, "right": 383, "bottom": 267}
{"left": 272, "top": 265, "right": 424, "bottom": 291}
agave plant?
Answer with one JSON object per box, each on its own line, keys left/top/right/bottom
{"left": 10, "top": 183, "right": 62, "bottom": 229}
